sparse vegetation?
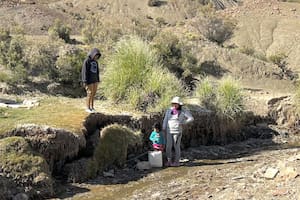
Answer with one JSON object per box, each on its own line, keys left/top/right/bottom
{"left": 0, "top": 28, "right": 11, "bottom": 65}
{"left": 268, "top": 52, "right": 287, "bottom": 65}
{"left": 193, "top": 6, "right": 236, "bottom": 45}
{"left": 81, "top": 14, "right": 124, "bottom": 45}
{"left": 48, "top": 19, "right": 71, "bottom": 43}
{"left": 0, "top": 31, "right": 29, "bottom": 85}
{"left": 151, "top": 31, "right": 198, "bottom": 90}
{"left": 26, "top": 42, "right": 58, "bottom": 79}
{"left": 239, "top": 46, "right": 255, "bottom": 56}
{"left": 55, "top": 47, "right": 86, "bottom": 86}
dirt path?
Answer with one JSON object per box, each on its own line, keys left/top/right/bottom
{"left": 53, "top": 134, "right": 300, "bottom": 200}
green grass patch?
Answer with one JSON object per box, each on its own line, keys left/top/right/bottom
{"left": 0, "top": 96, "right": 88, "bottom": 134}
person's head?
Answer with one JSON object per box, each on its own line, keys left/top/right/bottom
{"left": 89, "top": 48, "right": 101, "bottom": 60}
{"left": 153, "top": 122, "right": 161, "bottom": 132}
{"left": 93, "top": 53, "right": 101, "bottom": 60}
{"left": 171, "top": 96, "right": 183, "bottom": 110}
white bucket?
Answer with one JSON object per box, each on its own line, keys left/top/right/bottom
{"left": 148, "top": 151, "right": 163, "bottom": 167}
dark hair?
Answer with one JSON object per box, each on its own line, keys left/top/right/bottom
{"left": 153, "top": 122, "right": 161, "bottom": 132}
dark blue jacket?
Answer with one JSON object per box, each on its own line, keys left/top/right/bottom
{"left": 81, "top": 48, "right": 101, "bottom": 84}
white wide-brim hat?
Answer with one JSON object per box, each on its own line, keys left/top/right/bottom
{"left": 171, "top": 96, "right": 183, "bottom": 105}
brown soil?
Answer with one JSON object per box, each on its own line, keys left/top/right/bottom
{"left": 53, "top": 135, "right": 300, "bottom": 200}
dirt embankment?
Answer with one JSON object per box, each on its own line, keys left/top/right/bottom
{"left": 0, "top": 104, "right": 276, "bottom": 199}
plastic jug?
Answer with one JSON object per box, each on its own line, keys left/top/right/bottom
{"left": 148, "top": 151, "right": 163, "bottom": 167}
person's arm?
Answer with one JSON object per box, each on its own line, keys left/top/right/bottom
{"left": 183, "top": 109, "right": 194, "bottom": 125}
{"left": 81, "top": 59, "right": 88, "bottom": 85}
{"left": 149, "top": 132, "right": 156, "bottom": 142}
{"left": 97, "top": 61, "right": 100, "bottom": 82}
{"left": 162, "top": 109, "right": 169, "bottom": 131}
{"left": 162, "top": 109, "right": 169, "bottom": 141}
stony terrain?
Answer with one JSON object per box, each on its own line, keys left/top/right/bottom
{"left": 52, "top": 134, "right": 300, "bottom": 200}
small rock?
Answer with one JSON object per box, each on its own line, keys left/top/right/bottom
{"left": 232, "top": 176, "right": 244, "bottom": 180}
{"left": 136, "top": 161, "right": 151, "bottom": 170}
{"left": 264, "top": 167, "right": 279, "bottom": 179}
{"left": 103, "top": 170, "right": 115, "bottom": 177}
{"left": 180, "top": 158, "right": 189, "bottom": 163}
{"left": 13, "top": 193, "right": 29, "bottom": 200}
{"left": 151, "top": 192, "right": 161, "bottom": 198}
{"left": 272, "top": 188, "right": 289, "bottom": 196}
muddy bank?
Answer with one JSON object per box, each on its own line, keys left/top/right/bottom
{"left": 0, "top": 106, "right": 284, "bottom": 199}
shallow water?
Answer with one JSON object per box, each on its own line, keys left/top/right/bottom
{"left": 60, "top": 166, "right": 192, "bottom": 200}
{"left": 54, "top": 138, "right": 300, "bottom": 200}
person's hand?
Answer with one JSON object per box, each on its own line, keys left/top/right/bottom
{"left": 82, "top": 82, "right": 87, "bottom": 87}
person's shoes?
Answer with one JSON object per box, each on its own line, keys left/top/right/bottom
{"left": 165, "top": 159, "right": 172, "bottom": 167}
{"left": 91, "top": 108, "right": 97, "bottom": 113}
{"left": 171, "top": 162, "right": 180, "bottom": 167}
{"left": 85, "top": 108, "right": 93, "bottom": 113}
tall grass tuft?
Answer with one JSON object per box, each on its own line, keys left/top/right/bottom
{"left": 216, "top": 77, "right": 245, "bottom": 120}
{"left": 101, "top": 35, "right": 184, "bottom": 112}
{"left": 195, "top": 77, "right": 216, "bottom": 110}
{"left": 195, "top": 77, "right": 245, "bottom": 120}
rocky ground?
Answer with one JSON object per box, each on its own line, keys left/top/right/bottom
{"left": 52, "top": 131, "right": 300, "bottom": 200}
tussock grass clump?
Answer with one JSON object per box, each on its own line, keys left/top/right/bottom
{"left": 216, "top": 77, "right": 245, "bottom": 120}
{"left": 101, "top": 35, "right": 184, "bottom": 112}
{"left": 195, "top": 77, "right": 245, "bottom": 120}
{"left": 195, "top": 77, "right": 216, "bottom": 110}
{"left": 91, "top": 124, "right": 142, "bottom": 174}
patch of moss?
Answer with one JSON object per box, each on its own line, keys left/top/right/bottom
{"left": 0, "top": 137, "right": 53, "bottom": 197}
{"left": 92, "top": 124, "right": 142, "bottom": 173}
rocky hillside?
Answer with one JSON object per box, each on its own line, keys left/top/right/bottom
{"left": 1, "top": 0, "right": 299, "bottom": 87}
{"left": 224, "top": 0, "right": 300, "bottom": 74}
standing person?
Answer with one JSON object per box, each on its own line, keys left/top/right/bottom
{"left": 149, "top": 122, "right": 165, "bottom": 151}
{"left": 162, "top": 96, "right": 194, "bottom": 167}
{"left": 81, "top": 48, "right": 101, "bottom": 113}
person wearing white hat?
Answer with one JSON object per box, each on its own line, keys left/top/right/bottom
{"left": 162, "top": 96, "right": 194, "bottom": 167}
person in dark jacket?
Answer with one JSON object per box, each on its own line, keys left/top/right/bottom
{"left": 81, "top": 48, "right": 101, "bottom": 113}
